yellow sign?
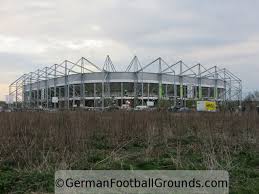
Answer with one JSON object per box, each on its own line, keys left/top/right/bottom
{"left": 205, "top": 101, "right": 217, "bottom": 111}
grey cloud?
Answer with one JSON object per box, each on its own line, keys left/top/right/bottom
{"left": 0, "top": 0, "right": 258, "bottom": 99}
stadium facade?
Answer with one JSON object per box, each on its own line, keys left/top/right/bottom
{"left": 9, "top": 56, "right": 242, "bottom": 109}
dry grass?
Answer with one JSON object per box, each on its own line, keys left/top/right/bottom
{"left": 0, "top": 111, "right": 258, "bottom": 193}
{"left": 0, "top": 111, "right": 258, "bottom": 170}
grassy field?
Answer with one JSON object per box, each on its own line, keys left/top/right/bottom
{"left": 0, "top": 111, "right": 258, "bottom": 193}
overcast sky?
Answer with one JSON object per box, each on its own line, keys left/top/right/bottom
{"left": 0, "top": 0, "right": 258, "bottom": 100}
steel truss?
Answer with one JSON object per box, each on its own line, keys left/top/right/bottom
{"left": 9, "top": 56, "right": 242, "bottom": 109}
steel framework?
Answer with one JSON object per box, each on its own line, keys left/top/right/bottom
{"left": 9, "top": 56, "right": 242, "bottom": 109}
